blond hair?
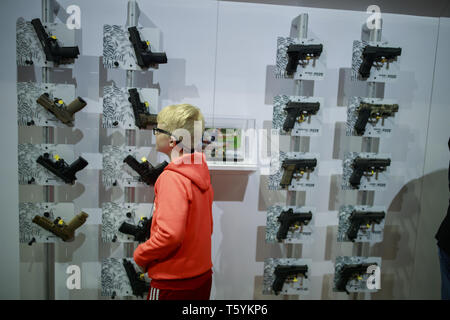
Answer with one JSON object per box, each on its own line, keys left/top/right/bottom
{"left": 157, "top": 104, "right": 205, "bottom": 149}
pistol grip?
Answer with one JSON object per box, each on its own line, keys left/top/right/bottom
{"left": 280, "top": 165, "right": 295, "bottom": 188}
{"left": 347, "top": 223, "right": 360, "bottom": 242}
{"left": 66, "top": 212, "right": 88, "bottom": 231}
{"left": 282, "top": 109, "right": 298, "bottom": 132}
{"left": 336, "top": 275, "right": 349, "bottom": 293}
{"left": 349, "top": 169, "right": 364, "bottom": 188}
{"left": 150, "top": 52, "right": 168, "bottom": 64}
{"left": 354, "top": 108, "right": 371, "bottom": 135}
{"left": 286, "top": 55, "right": 298, "bottom": 76}
{"left": 56, "top": 46, "right": 80, "bottom": 59}
{"left": 272, "top": 276, "right": 286, "bottom": 295}
{"left": 359, "top": 57, "right": 374, "bottom": 78}
{"left": 119, "top": 222, "right": 140, "bottom": 237}
{"left": 66, "top": 97, "right": 87, "bottom": 115}
{"left": 276, "top": 223, "right": 289, "bottom": 241}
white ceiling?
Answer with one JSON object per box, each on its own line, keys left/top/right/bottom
{"left": 221, "top": 0, "right": 450, "bottom": 17}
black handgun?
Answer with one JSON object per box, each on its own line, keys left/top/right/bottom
{"left": 123, "top": 155, "right": 168, "bottom": 186}
{"left": 122, "top": 259, "right": 150, "bottom": 298}
{"left": 119, "top": 216, "right": 152, "bottom": 243}
{"left": 349, "top": 157, "right": 391, "bottom": 189}
{"left": 280, "top": 158, "right": 317, "bottom": 188}
{"left": 277, "top": 209, "right": 312, "bottom": 241}
{"left": 347, "top": 210, "right": 385, "bottom": 242}
{"left": 128, "top": 88, "right": 157, "bottom": 129}
{"left": 36, "top": 153, "right": 88, "bottom": 185}
{"left": 31, "top": 18, "right": 80, "bottom": 65}
{"left": 286, "top": 43, "right": 323, "bottom": 76}
{"left": 128, "top": 26, "right": 167, "bottom": 69}
{"left": 354, "top": 102, "right": 399, "bottom": 135}
{"left": 359, "top": 45, "right": 402, "bottom": 78}
{"left": 283, "top": 101, "right": 320, "bottom": 132}
{"left": 272, "top": 264, "right": 308, "bottom": 295}
{"left": 336, "top": 263, "right": 377, "bottom": 294}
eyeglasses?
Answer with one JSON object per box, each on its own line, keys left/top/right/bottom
{"left": 152, "top": 127, "right": 172, "bottom": 136}
{"left": 152, "top": 127, "right": 183, "bottom": 144}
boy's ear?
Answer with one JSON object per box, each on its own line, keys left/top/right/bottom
{"left": 169, "top": 137, "right": 176, "bottom": 147}
{"left": 169, "top": 136, "right": 183, "bottom": 147}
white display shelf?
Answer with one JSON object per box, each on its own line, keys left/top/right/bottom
{"left": 204, "top": 115, "right": 257, "bottom": 172}
{"left": 207, "top": 161, "right": 258, "bottom": 171}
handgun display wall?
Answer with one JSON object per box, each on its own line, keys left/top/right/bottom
{"left": 17, "top": 0, "right": 168, "bottom": 300}
{"left": 265, "top": 13, "right": 330, "bottom": 297}
{"left": 263, "top": 9, "right": 405, "bottom": 298}
{"left": 14, "top": 0, "right": 445, "bottom": 300}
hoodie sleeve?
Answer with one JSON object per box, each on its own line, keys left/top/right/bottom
{"left": 133, "top": 171, "right": 191, "bottom": 269}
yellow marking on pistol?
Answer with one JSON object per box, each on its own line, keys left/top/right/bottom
{"left": 293, "top": 277, "right": 298, "bottom": 282}
{"left": 58, "top": 219, "right": 64, "bottom": 226}
{"left": 54, "top": 155, "right": 60, "bottom": 161}
{"left": 141, "top": 157, "right": 147, "bottom": 163}
{"left": 139, "top": 274, "right": 145, "bottom": 280}
{"left": 366, "top": 224, "right": 371, "bottom": 228}
{"left": 51, "top": 36, "right": 57, "bottom": 40}
{"left": 144, "top": 102, "right": 149, "bottom": 108}
{"left": 57, "top": 100, "right": 64, "bottom": 105}
{"left": 146, "top": 41, "right": 150, "bottom": 46}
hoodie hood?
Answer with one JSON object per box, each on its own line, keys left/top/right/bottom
{"left": 164, "top": 152, "right": 211, "bottom": 192}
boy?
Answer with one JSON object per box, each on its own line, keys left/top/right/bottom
{"left": 133, "top": 104, "right": 214, "bottom": 300}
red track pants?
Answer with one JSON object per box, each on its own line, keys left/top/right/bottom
{"left": 147, "top": 276, "right": 212, "bottom": 300}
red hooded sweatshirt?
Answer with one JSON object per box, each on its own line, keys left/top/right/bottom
{"left": 133, "top": 152, "right": 213, "bottom": 289}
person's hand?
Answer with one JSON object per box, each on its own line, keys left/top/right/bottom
{"left": 134, "top": 262, "right": 146, "bottom": 274}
